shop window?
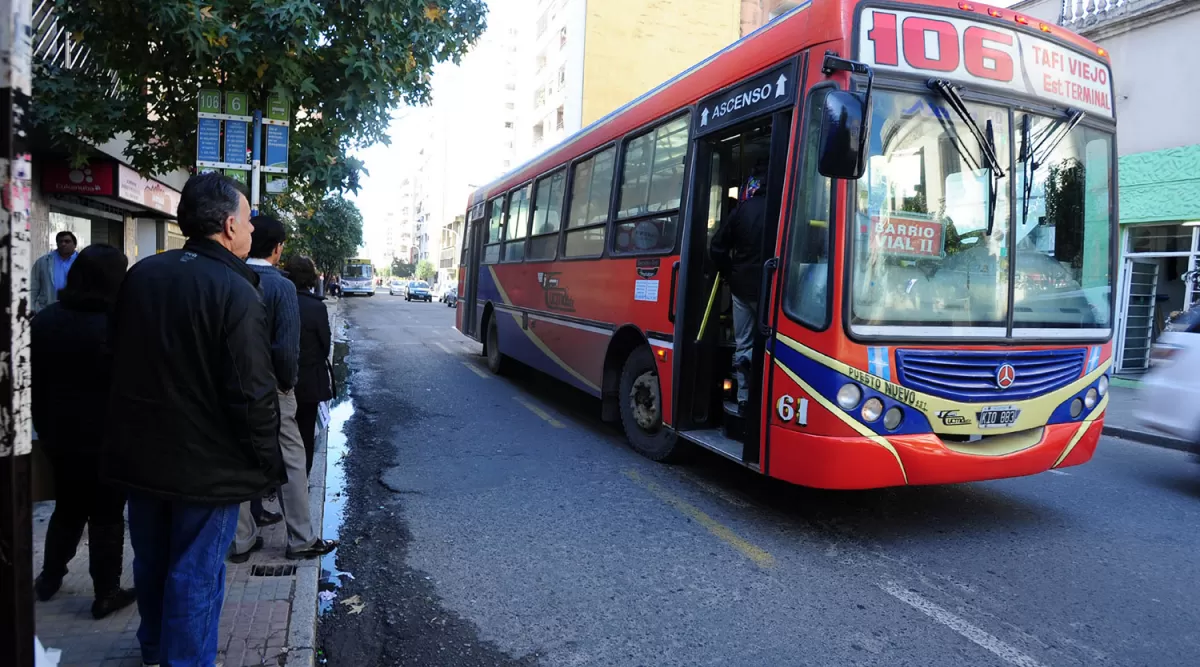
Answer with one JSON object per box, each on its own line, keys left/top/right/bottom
{"left": 1130, "top": 224, "right": 1192, "bottom": 254}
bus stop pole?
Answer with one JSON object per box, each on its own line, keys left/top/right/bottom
{"left": 0, "top": 0, "right": 36, "bottom": 665}
{"left": 250, "top": 109, "right": 262, "bottom": 217}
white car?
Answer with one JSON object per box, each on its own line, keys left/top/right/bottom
{"left": 1137, "top": 311, "right": 1200, "bottom": 442}
{"left": 388, "top": 280, "right": 408, "bottom": 296}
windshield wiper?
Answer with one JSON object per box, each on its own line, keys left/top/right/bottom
{"left": 927, "top": 79, "right": 1005, "bottom": 235}
{"left": 1020, "top": 109, "right": 1086, "bottom": 226}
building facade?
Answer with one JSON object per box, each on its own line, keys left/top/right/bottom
{"left": 517, "top": 0, "right": 757, "bottom": 161}
{"left": 1012, "top": 0, "right": 1200, "bottom": 373}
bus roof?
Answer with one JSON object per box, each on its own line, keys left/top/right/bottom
{"left": 467, "top": 0, "right": 1110, "bottom": 209}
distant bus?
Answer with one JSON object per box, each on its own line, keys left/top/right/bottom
{"left": 456, "top": 0, "right": 1116, "bottom": 489}
{"left": 341, "top": 259, "right": 375, "bottom": 296}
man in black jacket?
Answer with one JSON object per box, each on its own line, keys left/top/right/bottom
{"left": 104, "top": 173, "right": 282, "bottom": 667}
{"left": 710, "top": 168, "right": 768, "bottom": 415}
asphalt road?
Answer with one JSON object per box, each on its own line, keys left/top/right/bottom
{"left": 318, "top": 294, "right": 1200, "bottom": 667}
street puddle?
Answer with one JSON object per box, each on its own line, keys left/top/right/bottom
{"left": 320, "top": 339, "right": 355, "bottom": 615}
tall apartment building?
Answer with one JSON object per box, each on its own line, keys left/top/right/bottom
{"left": 377, "top": 4, "right": 521, "bottom": 281}
{"left": 515, "top": 0, "right": 801, "bottom": 162}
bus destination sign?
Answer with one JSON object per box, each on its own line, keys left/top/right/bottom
{"left": 858, "top": 8, "right": 1114, "bottom": 119}
{"left": 695, "top": 58, "right": 798, "bottom": 137}
{"left": 868, "top": 214, "right": 945, "bottom": 259}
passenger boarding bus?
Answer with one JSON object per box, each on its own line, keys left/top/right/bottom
{"left": 341, "top": 259, "right": 375, "bottom": 296}
{"left": 456, "top": 0, "right": 1116, "bottom": 489}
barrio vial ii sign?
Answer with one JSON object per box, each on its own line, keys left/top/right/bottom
{"left": 869, "top": 214, "right": 945, "bottom": 259}
{"left": 857, "top": 8, "right": 1113, "bottom": 119}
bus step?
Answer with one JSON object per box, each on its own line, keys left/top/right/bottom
{"left": 680, "top": 428, "right": 745, "bottom": 463}
{"left": 722, "top": 401, "right": 746, "bottom": 441}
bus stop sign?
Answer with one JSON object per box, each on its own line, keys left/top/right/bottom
{"left": 695, "top": 58, "right": 799, "bottom": 137}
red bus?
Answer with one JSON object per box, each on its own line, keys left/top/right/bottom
{"left": 456, "top": 0, "right": 1117, "bottom": 489}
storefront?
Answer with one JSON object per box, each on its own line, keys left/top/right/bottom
{"left": 1113, "top": 145, "right": 1200, "bottom": 374}
{"left": 32, "top": 158, "right": 181, "bottom": 263}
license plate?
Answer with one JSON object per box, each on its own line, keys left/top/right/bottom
{"left": 976, "top": 405, "right": 1020, "bottom": 429}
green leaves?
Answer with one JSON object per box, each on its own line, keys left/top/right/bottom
{"left": 34, "top": 0, "right": 487, "bottom": 219}
{"left": 288, "top": 194, "right": 365, "bottom": 278}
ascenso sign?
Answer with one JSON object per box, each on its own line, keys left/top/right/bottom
{"left": 857, "top": 8, "right": 1114, "bottom": 119}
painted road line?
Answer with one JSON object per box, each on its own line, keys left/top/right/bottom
{"left": 514, "top": 396, "right": 566, "bottom": 428}
{"left": 462, "top": 362, "right": 490, "bottom": 379}
{"left": 434, "top": 342, "right": 453, "bottom": 355}
{"left": 624, "top": 469, "right": 774, "bottom": 568}
{"left": 880, "top": 582, "right": 1046, "bottom": 667}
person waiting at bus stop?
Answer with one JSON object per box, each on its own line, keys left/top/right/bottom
{"left": 709, "top": 167, "right": 767, "bottom": 416}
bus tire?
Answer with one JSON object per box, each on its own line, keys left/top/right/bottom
{"left": 485, "top": 315, "right": 510, "bottom": 375}
{"left": 619, "top": 346, "right": 683, "bottom": 462}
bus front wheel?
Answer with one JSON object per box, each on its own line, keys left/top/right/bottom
{"left": 485, "top": 315, "right": 510, "bottom": 375}
{"left": 619, "top": 346, "right": 683, "bottom": 462}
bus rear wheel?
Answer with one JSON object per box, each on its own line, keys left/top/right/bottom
{"left": 485, "top": 315, "right": 510, "bottom": 375}
{"left": 619, "top": 346, "right": 683, "bottom": 462}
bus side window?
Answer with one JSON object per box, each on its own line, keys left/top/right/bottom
{"left": 483, "top": 196, "right": 505, "bottom": 264}
{"left": 529, "top": 170, "right": 567, "bottom": 261}
{"left": 782, "top": 88, "right": 834, "bottom": 329}
{"left": 613, "top": 115, "right": 689, "bottom": 255}
{"left": 565, "top": 147, "right": 616, "bottom": 258}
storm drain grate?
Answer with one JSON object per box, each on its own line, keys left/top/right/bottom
{"left": 250, "top": 564, "right": 297, "bottom": 577}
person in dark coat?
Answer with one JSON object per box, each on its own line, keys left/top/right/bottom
{"left": 103, "top": 173, "right": 283, "bottom": 667}
{"left": 709, "top": 167, "right": 768, "bottom": 414}
{"left": 31, "top": 243, "right": 135, "bottom": 620}
{"left": 284, "top": 255, "right": 335, "bottom": 474}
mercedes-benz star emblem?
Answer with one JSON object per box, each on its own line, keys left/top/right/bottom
{"left": 995, "top": 363, "right": 1017, "bottom": 389}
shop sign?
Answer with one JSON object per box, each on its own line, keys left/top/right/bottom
{"left": 116, "top": 163, "right": 181, "bottom": 217}
{"left": 42, "top": 162, "right": 116, "bottom": 196}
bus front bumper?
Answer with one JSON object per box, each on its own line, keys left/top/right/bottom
{"left": 767, "top": 418, "right": 1104, "bottom": 490}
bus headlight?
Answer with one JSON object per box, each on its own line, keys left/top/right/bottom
{"left": 883, "top": 406, "right": 904, "bottom": 430}
{"left": 1084, "top": 388, "right": 1098, "bottom": 410}
{"left": 1097, "top": 374, "right": 1108, "bottom": 397}
{"left": 862, "top": 398, "right": 884, "bottom": 422}
{"left": 837, "top": 384, "right": 862, "bottom": 410}
{"left": 1070, "top": 398, "right": 1084, "bottom": 418}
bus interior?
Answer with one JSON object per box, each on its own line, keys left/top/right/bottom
{"left": 677, "top": 110, "right": 790, "bottom": 464}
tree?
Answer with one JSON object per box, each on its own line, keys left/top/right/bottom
{"left": 35, "top": 1, "right": 488, "bottom": 212}
{"left": 1044, "top": 158, "right": 1085, "bottom": 269}
{"left": 391, "top": 257, "right": 415, "bottom": 277}
{"left": 291, "top": 195, "right": 364, "bottom": 278}
{"left": 415, "top": 260, "right": 436, "bottom": 282}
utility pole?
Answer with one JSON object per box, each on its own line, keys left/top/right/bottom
{"left": 0, "top": 0, "right": 35, "bottom": 665}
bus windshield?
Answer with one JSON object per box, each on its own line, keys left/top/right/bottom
{"left": 849, "top": 89, "right": 1113, "bottom": 339}
{"left": 343, "top": 262, "right": 373, "bottom": 279}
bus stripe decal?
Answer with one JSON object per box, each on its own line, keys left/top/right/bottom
{"left": 1053, "top": 393, "right": 1109, "bottom": 467}
{"left": 487, "top": 266, "right": 602, "bottom": 393}
{"left": 773, "top": 358, "right": 908, "bottom": 484}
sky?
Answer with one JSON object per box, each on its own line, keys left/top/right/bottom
{"left": 350, "top": 0, "right": 522, "bottom": 261}
{"left": 350, "top": 0, "right": 1031, "bottom": 258}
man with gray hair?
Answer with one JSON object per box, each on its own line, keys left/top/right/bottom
{"left": 104, "top": 172, "right": 283, "bottom": 667}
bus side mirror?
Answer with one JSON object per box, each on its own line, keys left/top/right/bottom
{"left": 817, "top": 90, "right": 868, "bottom": 180}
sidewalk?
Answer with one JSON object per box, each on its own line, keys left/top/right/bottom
{"left": 1102, "top": 380, "right": 1195, "bottom": 453}
{"left": 32, "top": 299, "right": 339, "bottom": 667}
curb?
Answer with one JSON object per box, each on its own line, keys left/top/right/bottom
{"left": 284, "top": 298, "right": 339, "bottom": 667}
{"left": 1102, "top": 425, "right": 1194, "bottom": 454}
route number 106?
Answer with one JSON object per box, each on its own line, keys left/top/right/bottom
{"left": 776, "top": 395, "right": 810, "bottom": 427}
{"left": 865, "top": 11, "right": 1016, "bottom": 83}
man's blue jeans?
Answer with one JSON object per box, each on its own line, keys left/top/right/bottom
{"left": 127, "top": 492, "right": 239, "bottom": 666}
